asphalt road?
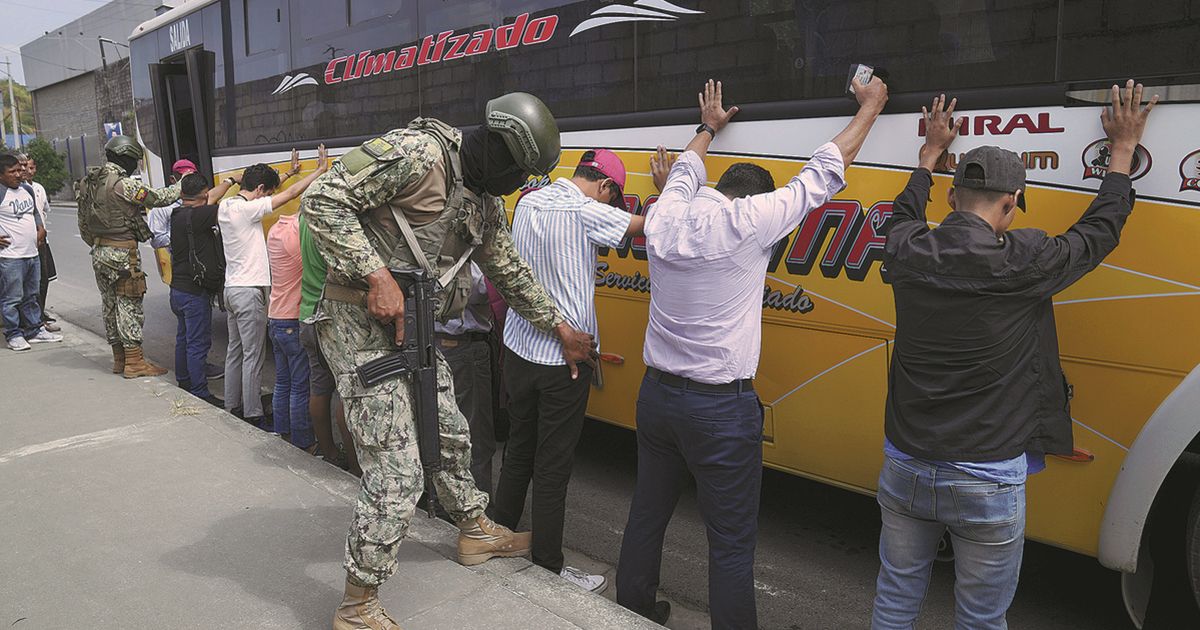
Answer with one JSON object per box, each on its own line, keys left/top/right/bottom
{"left": 42, "top": 203, "right": 1189, "bottom": 629}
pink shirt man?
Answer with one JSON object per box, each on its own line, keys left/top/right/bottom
{"left": 642, "top": 142, "right": 846, "bottom": 384}
{"left": 267, "top": 214, "right": 303, "bottom": 320}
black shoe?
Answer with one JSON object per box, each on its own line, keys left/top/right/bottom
{"left": 650, "top": 601, "right": 670, "bottom": 625}
{"left": 228, "top": 406, "right": 244, "bottom": 419}
{"left": 200, "top": 394, "right": 224, "bottom": 408}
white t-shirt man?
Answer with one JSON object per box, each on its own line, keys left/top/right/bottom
{"left": 0, "top": 185, "right": 40, "bottom": 259}
{"left": 218, "top": 194, "right": 274, "bottom": 287}
{"left": 29, "top": 181, "right": 48, "bottom": 224}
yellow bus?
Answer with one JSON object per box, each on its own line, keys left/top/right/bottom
{"left": 129, "top": 1, "right": 1200, "bottom": 623}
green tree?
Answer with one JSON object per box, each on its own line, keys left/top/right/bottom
{"left": 25, "top": 137, "right": 69, "bottom": 195}
{"left": 0, "top": 80, "right": 36, "bottom": 138}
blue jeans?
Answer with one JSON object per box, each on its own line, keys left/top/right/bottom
{"left": 169, "top": 288, "right": 213, "bottom": 399}
{"left": 616, "top": 372, "right": 763, "bottom": 630}
{"left": 0, "top": 256, "right": 42, "bottom": 341}
{"left": 872, "top": 455, "right": 1026, "bottom": 630}
{"left": 269, "top": 318, "right": 313, "bottom": 448}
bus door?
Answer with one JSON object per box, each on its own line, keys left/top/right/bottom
{"left": 148, "top": 48, "right": 216, "bottom": 179}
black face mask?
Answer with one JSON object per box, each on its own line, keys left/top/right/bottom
{"left": 461, "top": 127, "right": 528, "bottom": 197}
{"left": 108, "top": 152, "right": 139, "bottom": 176}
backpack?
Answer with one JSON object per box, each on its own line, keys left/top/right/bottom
{"left": 74, "top": 167, "right": 107, "bottom": 246}
{"left": 182, "top": 206, "right": 225, "bottom": 293}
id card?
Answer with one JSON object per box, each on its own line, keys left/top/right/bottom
{"left": 846, "top": 64, "right": 874, "bottom": 95}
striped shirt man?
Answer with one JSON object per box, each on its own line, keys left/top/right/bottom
{"left": 503, "top": 176, "right": 634, "bottom": 365}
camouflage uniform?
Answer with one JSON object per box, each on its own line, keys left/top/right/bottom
{"left": 304, "top": 124, "right": 565, "bottom": 588}
{"left": 82, "top": 162, "right": 181, "bottom": 348}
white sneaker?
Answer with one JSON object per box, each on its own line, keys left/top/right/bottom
{"left": 8, "top": 336, "right": 31, "bottom": 351}
{"left": 560, "top": 566, "right": 607, "bottom": 593}
{"left": 27, "top": 328, "right": 63, "bottom": 344}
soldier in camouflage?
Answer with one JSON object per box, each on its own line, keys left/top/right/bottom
{"left": 76, "top": 135, "right": 181, "bottom": 378}
{"left": 304, "top": 93, "right": 598, "bottom": 630}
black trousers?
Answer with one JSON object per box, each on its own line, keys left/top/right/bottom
{"left": 491, "top": 348, "right": 592, "bottom": 574}
{"left": 616, "top": 372, "right": 763, "bottom": 630}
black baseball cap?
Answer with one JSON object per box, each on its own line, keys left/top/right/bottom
{"left": 953, "top": 146, "right": 1027, "bottom": 211}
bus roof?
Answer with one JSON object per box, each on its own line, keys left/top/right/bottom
{"left": 129, "top": 0, "right": 218, "bottom": 42}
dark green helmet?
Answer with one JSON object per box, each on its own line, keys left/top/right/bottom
{"left": 104, "top": 135, "right": 144, "bottom": 161}
{"left": 485, "top": 92, "right": 560, "bottom": 176}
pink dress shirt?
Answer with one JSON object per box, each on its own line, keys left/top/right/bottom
{"left": 642, "top": 142, "right": 846, "bottom": 384}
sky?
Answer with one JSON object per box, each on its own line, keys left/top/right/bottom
{"left": 0, "top": 0, "right": 163, "bottom": 84}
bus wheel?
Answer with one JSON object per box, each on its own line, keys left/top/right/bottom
{"left": 1187, "top": 482, "right": 1200, "bottom": 611}
{"left": 1142, "top": 453, "right": 1200, "bottom": 628}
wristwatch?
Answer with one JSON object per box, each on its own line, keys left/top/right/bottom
{"left": 225, "top": 177, "right": 238, "bottom": 187}
{"left": 696, "top": 123, "right": 717, "bottom": 138}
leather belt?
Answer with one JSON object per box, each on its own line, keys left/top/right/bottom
{"left": 435, "top": 331, "right": 490, "bottom": 348}
{"left": 96, "top": 237, "right": 137, "bottom": 248}
{"left": 645, "top": 367, "right": 753, "bottom": 394}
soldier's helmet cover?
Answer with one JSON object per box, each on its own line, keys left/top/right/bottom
{"left": 104, "top": 135, "right": 144, "bottom": 161}
{"left": 485, "top": 92, "right": 560, "bottom": 176}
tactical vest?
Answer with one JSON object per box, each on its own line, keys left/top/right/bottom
{"left": 341, "top": 118, "right": 501, "bottom": 322}
{"left": 78, "top": 164, "right": 153, "bottom": 244}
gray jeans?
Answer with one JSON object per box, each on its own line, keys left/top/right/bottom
{"left": 224, "top": 286, "right": 268, "bottom": 417}
{"left": 438, "top": 335, "right": 496, "bottom": 498}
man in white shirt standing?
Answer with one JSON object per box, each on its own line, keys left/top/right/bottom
{"left": 492, "top": 149, "right": 644, "bottom": 593}
{"left": 0, "top": 153, "right": 61, "bottom": 351}
{"left": 220, "top": 146, "right": 327, "bottom": 425}
{"left": 16, "top": 154, "right": 58, "bottom": 332}
{"left": 615, "top": 78, "right": 888, "bottom": 628}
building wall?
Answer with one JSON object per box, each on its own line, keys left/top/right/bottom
{"left": 32, "top": 72, "right": 100, "bottom": 195}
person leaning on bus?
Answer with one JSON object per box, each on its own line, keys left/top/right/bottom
{"left": 871, "top": 82, "right": 1158, "bottom": 630}
{"left": 615, "top": 77, "right": 889, "bottom": 630}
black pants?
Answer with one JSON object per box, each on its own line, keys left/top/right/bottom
{"left": 616, "top": 372, "right": 763, "bottom": 630}
{"left": 438, "top": 334, "right": 496, "bottom": 499}
{"left": 491, "top": 348, "right": 592, "bottom": 573}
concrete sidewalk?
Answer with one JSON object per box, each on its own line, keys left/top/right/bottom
{"left": 0, "top": 320, "right": 663, "bottom": 630}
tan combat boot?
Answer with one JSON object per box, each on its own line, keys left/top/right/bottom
{"left": 333, "top": 580, "right": 402, "bottom": 630}
{"left": 457, "top": 514, "right": 532, "bottom": 566}
{"left": 111, "top": 344, "right": 125, "bottom": 374}
{"left": 122, "top": 346, "right": 168, "bottom": 378}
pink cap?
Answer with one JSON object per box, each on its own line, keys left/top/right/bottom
{"left": 172, "top": 159, "right": 198, "bottom": 174}
{"left": 578, "top": 149, "right": 626, "bottom": 196}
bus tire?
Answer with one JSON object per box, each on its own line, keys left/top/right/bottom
{"left": 1187, "top": 481, "right": 1200, "bottom": 612}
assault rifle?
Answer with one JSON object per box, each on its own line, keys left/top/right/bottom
{"left": 355, "top": 269, "right": 441, "bottom": 517}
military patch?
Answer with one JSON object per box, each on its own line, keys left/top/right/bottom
{"left": 133, "top": 187, "right": 150, "bottom": 202}
{"left": 363, "top": 137, "right": 396, "bottom": 160}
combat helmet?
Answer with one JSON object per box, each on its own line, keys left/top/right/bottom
{"left": 485, "top": 92, "right": 560, "bottom": 176}
{"left": 104, "top": 135, "right": 144, "bottom": 161}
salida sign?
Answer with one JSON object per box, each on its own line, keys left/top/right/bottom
{"left": 323, "top": 13, "right": 558, "bottom": 86}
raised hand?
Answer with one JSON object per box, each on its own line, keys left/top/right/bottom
{"left": 918, "top": 94, "right": 961, "bottom": 172}
{"left": 1101, "top": 80, "right": 1158, "bottom": 176}
{"left": 316, "top": 144, "right": 330, "bottom": 172}
{"left": 1102, "top": 79, "right": 1158, "bottom": 150}
{"left": 699, "top": 79, "right": 739, "bottom": 134}
{"left": 855, "top": 75, "right": 888, "bottom": 114}
{"left": 650, "top": 145, "right": 675, "bottom": 193}
{"left": 290, "top": 148, "right": 301, "bottom": 175}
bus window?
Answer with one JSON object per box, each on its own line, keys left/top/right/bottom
{"left": 298, "top": 1, "right": 349, "bottom": 40}
{"left": 636, "top": 0, "right": 1059, "bottom": 110}
{"left": 283, "top": 1, "right": 420, "bottom": 143}
{"left": 419, "top": 0, "right": 634, "bottom": 127}
{"left": 351, "top": 0, "right": 407, "bottom": 24}
{"left": 1059, "top": 0, "right": 1200, "bottom": 82}
{"left": 245, "top": 0, "right": 284, "bottom": 56}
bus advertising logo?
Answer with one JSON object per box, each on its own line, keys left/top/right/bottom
{"left": 570, "top": 1, "right": 703, "bottom": 37}
{"left": 272, "top": 73, "right": 319, "bottom": 95}
{"left": 322, "top": 13, "right": 558, "bottom": 86}
{"left": 1081, "top": 139, "right": 1152, "bottom": 181}
{"left": 1179, "top": 150, "right": 1200, "bottom": 192}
